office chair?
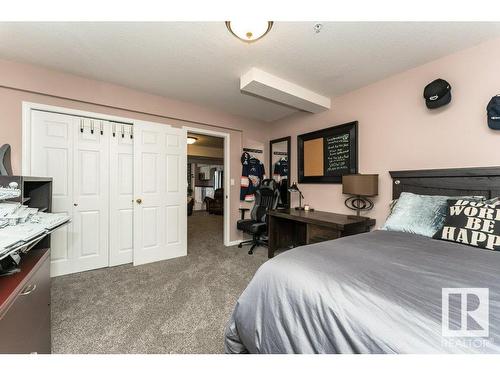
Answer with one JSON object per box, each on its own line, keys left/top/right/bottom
{"left": 237, "top": 179, "right": 280, "bottom": 255}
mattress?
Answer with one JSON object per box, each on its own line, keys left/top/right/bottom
{"left": 224, "top": 230, "right": 500, "bottom": 353}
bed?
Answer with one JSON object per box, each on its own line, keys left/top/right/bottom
{"left": 224, "top": 167, "right": 500, "bottom": 353}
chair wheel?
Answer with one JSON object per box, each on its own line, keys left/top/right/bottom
{"left": 248, "top": 250, "right": 253, "bottom": 255}
{"left": 238, "top": 243, "right": 242, "bottom": 248}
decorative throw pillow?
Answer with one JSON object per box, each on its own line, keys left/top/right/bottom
{"left": 382, "top": 192, "right": 484, "bottom": 238}
{"left": 433, "top": 198, "right": 500, "bottom": 251}
{"left": 382, "top": 192, "right": 451, "bottom": 237}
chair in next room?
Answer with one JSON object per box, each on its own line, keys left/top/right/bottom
{"left": 237, "top": 179, "right": 280, "bottom": 255}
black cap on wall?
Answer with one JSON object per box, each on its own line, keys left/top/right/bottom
{"left": 423, "top": 79, "right": 452, "bottom": 109}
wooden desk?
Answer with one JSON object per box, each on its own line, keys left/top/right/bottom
{"left": 268, "top": 209, "right": 376, "bottom": 258}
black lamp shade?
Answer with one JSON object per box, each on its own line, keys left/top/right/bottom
{"left": 342, "top": 174, "right": 378, "bottom": 197}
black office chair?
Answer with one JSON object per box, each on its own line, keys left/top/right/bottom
{"left": 237, "top": 179, "right": 280, "bottom": 255}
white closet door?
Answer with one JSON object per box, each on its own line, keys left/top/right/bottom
{"left": 71, "top": 118, "right": 110, "bottom": 273}
{"left": 133, "top": 121, "right": 187, "bottom": 266}
{"left": 109, "top": 122, "right": 134, "bottom": 266}
{"left": 30, "top": 110, "right": 75, "bottom": 277}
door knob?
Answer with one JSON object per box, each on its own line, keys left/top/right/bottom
{"left": 136, "top": 198, "right": 142, "bottom": 204}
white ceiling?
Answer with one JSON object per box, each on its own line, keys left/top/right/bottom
{"left": 1, "top": 22, "right": 500, "bottom": 122}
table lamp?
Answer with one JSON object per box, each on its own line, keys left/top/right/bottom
{"left": 288, "top": 182, "right": 305, "bottom": 210}
{"left": 342, "top": 174, "right": 378, "bottom": 217}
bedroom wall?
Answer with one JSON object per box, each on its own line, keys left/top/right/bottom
{"left": 269, "top": 37, "right": 500, "bottom": 229}
{"left": 0, "top": 58, "right": 269, "bottom": 243}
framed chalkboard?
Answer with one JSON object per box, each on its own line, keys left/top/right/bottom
{"left": 297, "top": 121, "right": 358, "bottom": 183}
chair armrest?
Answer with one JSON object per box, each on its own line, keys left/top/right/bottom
{"left": 239, "top": 208, "right": 250, "bottom": 220}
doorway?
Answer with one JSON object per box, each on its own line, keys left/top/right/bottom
{"left": 185, "top": 127, "right": 230, "bottom": 247}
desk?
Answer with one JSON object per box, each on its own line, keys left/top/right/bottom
{"left": 268, "top": 209, "right": 376, "bottom": 258}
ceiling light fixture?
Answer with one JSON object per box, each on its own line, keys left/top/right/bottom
{"left": 225, "top": 21, "right": 273, "bottom": 43}
{"left": 187, "top": 136, "right": 198, "bottom": 145}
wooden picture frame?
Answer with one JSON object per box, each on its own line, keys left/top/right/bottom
{"left": 298, "top": 121, "right": 358, "bottom": 184}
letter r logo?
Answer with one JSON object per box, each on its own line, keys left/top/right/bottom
{"left": 442, "top": 288, "right": 489, "bottom": 337}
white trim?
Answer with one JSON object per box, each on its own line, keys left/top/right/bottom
{"left": 21, "top": 103, "right": 31, "bottom": 176}
{"left": 226, "top": 240, "right": 243, "bottom": 247}
{"left": 22, "top": 101, "right": 139, "bottom": 175}
{"left": 184, "top": 126, "right": 231, "bottom": 247}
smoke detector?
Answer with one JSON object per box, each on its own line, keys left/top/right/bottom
{"left": 313, "top": 23, "right": 323, "bottom": 33}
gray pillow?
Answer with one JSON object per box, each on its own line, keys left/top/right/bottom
{"left": 382, "top": 192, "right": 483, "bottom": 238}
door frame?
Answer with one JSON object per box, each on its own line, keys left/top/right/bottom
{"left": 22, "top": 102, "right": 232, "bottom": 250}
{"left": 184, "top": 126, "right": 231, "bottom": 247}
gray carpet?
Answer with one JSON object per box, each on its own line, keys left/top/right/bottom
{"left": 51, "top": 211, "right": 267, "bottom": 353}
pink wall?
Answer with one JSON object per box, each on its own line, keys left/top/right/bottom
{"left": 0, "top": 58, "right": 269, "bottom": 243}
{"left": 2, "top": 36, "right": 499, "bottom": 244}
{"left": 270, "top": 37, "right": 500, "bottom": 228}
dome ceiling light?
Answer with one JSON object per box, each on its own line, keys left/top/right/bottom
{"left": 225, "top": 21, "right": 273, "bottom": 43}
{"left": 187, "top": 136, "right": 198, "bottom": 145}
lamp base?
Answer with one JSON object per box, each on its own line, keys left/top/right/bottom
{"left": 295, "top": 206, "right": 314, "bottom": 211}
{"left": 344, "top": 195, "right": 374, "bottom": 216}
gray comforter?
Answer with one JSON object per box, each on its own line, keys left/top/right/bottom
{"left": 224, "top": 230, "right": 500, "bottom": 353}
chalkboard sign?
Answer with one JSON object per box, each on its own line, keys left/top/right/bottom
{"left": 298, "top": 121, "right": 358, "bottom": 183}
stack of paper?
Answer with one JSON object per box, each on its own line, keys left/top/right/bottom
{"left": 0, "top": 201, "right": 70, "bottom": 257}
{"left": 0, "top": 187, "right": 21, "bottom": 200}
{"left": 31, "top": 212, "right": 70, "bottom": 230}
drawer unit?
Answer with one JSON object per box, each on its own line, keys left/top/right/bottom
{"left": 0, "top": 249, "right": 51, "bottom": 354}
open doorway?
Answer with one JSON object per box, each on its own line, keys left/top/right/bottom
{"left": 186, "top": 130, "right": 228, "bottom": 249}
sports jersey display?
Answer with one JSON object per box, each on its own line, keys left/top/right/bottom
{"left": 273, "top": 157, "right": 289, "bottom": 206}
{"left": 240, "top": 152, "right": 266, "bottom": 202}
{"left": 273, "top": 157, "right": 288, "bottom": 182}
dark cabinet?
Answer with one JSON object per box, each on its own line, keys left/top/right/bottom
{"left": 0, "top": 249, "right": 51, "bottom": 354}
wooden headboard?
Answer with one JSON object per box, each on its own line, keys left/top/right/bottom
{"left": 389, "top": 167, "right": 500, "bottom": 200}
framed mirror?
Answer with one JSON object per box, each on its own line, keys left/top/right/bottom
{"left": 269, "top": 136, "right": 291, "bottom": 208}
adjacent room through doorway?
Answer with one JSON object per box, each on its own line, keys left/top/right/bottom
{"left": 187, "top": 132, "right": 225, "bottom": 248}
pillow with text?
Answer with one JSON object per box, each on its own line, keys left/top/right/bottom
{"left": 433, "top": 198, "right": 500, "bottom": 251}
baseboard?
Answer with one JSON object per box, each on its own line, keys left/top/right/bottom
{"left": 226, "top": 240, "right": 243, "bottom": 247}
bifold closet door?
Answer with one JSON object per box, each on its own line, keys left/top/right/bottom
{"left": 30, "top": 110, "right": 75, "bottom": 276}
{"left": 133, "top": 121, "right": 187, "bottom": 266}
{"left": 71, "top": 118, "right": 110, "bottom": 273}
{"left": 109, "top": 122, "right": 134, "bottom": 266}
{"left": 31, "top": 112, "right": 111, "bottom": 276}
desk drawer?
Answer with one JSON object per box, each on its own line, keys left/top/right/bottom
{"left": 0, "top": 255, "right": 51, "bottom": 354}
{"left": 307, "top": 225, "right": 340, "bottom": 245}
